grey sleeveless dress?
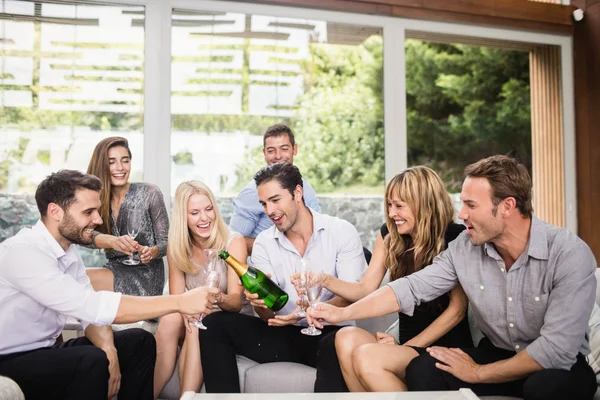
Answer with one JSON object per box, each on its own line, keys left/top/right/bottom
{"left": 95, "top": 182, "right": 169, "bottom": 296}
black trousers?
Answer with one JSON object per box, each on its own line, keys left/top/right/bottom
{"left": 199, "top": 311, "right": 343, "bottom": 393}
{"left": 0, "top": 328, "right": 156, "bottom": 400}
{"left": 405, "top": 337, "right": 597, "bottom": 400}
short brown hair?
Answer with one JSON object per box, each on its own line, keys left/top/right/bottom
{"left": 263, "top": 124, "right": 295, "bottom": 147}
{"left": 464, "top": 155, "right": 533, "bottom": 218}
{"left": 35, "top": 170, "right": 102, "bottom": 217}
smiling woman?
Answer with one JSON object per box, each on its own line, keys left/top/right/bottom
{"left": 152, "top": 180, "right": 250, "bottom": 399}
{"left": 84, "top": 136, "right": 169, "bottom": 297}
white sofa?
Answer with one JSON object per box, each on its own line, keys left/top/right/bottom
{"left": 160, "top": 269, "right": 600, "bottom": 400}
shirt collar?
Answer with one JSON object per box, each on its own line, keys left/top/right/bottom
{"left": 272, "top": 207, "right": 326, "bottom": 241}
{"left": 483, "top": 215, "right": 549, "bottom": 261}
{"left": 526, "top": 215, "right": 549, "bottom": 260}
{"left": 32, "top": 219, "right": 68, "bottom": 259}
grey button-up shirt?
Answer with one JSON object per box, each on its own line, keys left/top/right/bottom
{"left": 388, "top": 216, "right": 597, "bottom": 370}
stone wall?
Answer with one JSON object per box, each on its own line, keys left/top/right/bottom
{"left": 0, "top": 194, "right": 387, "bottom": 268}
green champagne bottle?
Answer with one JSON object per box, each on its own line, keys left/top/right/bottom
{"left": 219, "top": 250, "right": 289, "bottom": 312}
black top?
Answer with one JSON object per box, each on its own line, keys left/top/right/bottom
{"left": 381, "top": 222, "right": 473, "bottom": 347}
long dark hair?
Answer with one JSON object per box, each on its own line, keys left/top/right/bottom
{"left": 87, "top": 137, "right": 132, "bottom": 234}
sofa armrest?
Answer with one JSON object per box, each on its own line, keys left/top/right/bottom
{"left": 0, "top": 376, "right": 25, "bottom": 400}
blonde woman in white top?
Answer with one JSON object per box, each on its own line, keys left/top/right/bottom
{"left": 153, "top": 181, "right": 249, "bottom": 399}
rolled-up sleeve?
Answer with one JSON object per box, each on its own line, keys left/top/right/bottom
{"left": 334, "top": 220, "right": 366, "bottom": 283}
{"left": 3, "top": 245, "right": 121, "bottom": 328}
{"left": 525, "top": 240, "right": 597, "bottom": 370}
{"left": 230, "top": 185, "right": 260, "bottom": 237}
{"left": 387, "top": 245, "right": 459, "bottom": 316}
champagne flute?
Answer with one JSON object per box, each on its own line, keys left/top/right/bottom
{"left": 293, "top": 258, "right": 308, "bottom": 318}
{"left": 301, "top": 269, "right": 324, "bottom": 336}
{"left": 189, "top": 250, "right": 221, "bottom": 330}
{"left": 122, "top": 209, "right": 144, "bottom": 265}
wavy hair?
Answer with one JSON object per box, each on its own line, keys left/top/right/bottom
{"left": 87, "top": 136, "right": 132, "bottom": 234}
{"left": 384, "top": 166, "right": 455, "bottom": 281}
{"left": 168, "top": 180, "right": 230, "bottom": 274}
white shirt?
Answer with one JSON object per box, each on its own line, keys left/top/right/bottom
{"left": 251, "top": 208, "right": 367, "bottom": 326}
{"left": 0, "top": 220, "right": 122, "bottom": 355}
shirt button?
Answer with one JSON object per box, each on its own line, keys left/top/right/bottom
{"left": 508, "top": 297, "right": 513, "bottom": 302}
{"left": 515, "top": 344, "right": 520, "bottom": 350}
{"left": 509, "top": 323, "right": 514, "bottom": 328}
{"left": 480, "top": 285, "right": 484, "bottom": 290}
{"left": 535, "top": 296, "right": 540, "bottom": 302}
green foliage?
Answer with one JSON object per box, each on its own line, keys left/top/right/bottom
{"left": 1, "top": 34, "right": 531, "bottom": 196}
{"left": 172, "top": 151, "right": 194, "bottom": 165}
{"left": 184, "top": 37, "right": 531, "bottom": 195}
{"left": 405, "top": 41, "right": 531, "bottom": 192}
{"left": 0, "top": 137, "right": 29, "bottom": 191}
{"left": 293, "top": 38, "right": 384, "bottom": 192}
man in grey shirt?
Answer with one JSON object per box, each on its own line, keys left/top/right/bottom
{"left": 309, "top": 155, "right": 597, "bottom": 400}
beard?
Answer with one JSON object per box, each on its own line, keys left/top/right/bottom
{"left": 469, "top": 223, "right": 502, "bottom": 246}
{"left": 58, "top": 212, "right": 94, "bottom": 246}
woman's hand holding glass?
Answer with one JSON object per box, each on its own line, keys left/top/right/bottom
{"left": 301, "top": 269, "right": 325, "bottom": 336}
{"left": 291, "top": 258, "right": 309, "bottom": 318}
{"left": 122, "top": 209, "right": 145, "bottom": 265}
{"left": 139, "top": 246, "right": 158, "bottom": 264}
{"left": 110, "top": 234, "right": 139, "bottom": 255}
{"left": 188, "top": 250, "right": 223, "bottom": 330}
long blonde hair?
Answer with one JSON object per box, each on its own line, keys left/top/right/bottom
{"left": 87, "top": 136, "right": 132, "bottom": 234}
{"left": 384, "top": 166, "right": 454, "bottom": 281}
{"left": 168, "top": 181, "right": 230, "bottom": 274}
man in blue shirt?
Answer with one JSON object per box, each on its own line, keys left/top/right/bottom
{"left": 230, "top": 124, "right": 320, "bottom": 254}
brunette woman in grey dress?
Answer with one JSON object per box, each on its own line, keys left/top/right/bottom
{"left": 86, "top": 136, "right": 169, "bottom": 297}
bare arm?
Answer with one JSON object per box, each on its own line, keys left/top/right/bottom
{"left": 85, "top": 324, "right": 116, "bottom": 352}
{"left": 404, "top": 286, "right": 468, "bottom": 348}
{"left": 114, "top": 288, "right": 217, "bottom": 324}
{"left": 322, "top": 232, "right": 387, "bottom": 302}
{"left": 244, "top": 237, "right": 255, "bottom": 256}
{"left": 167, "top": 252, "right": 186, "bottom": 296}
{"left": 93, "top": 233, "right": 138, "bottom": 255}
{"left": 219, "top": 235, "right": 246, "bottom": 312}
{"left": 85, "top": 324, "right": 121, "bottom": 397}
{"left": 309, "top": 285, "right": 400, "bottom": 327}
{"left": 325, "top": 295, "right": 352, "bottom": 308}
{"left": 478, "top": 350, "right": 543, "bottom": 383}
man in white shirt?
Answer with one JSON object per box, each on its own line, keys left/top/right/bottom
{"left": 229, "top": 124, "right": 321, "bottom": 255}
{"left": 0, "top": 170, "right": 219, "bottom": 400}
{"left": 200, "top": 162, "right": 367, "bottom": 392}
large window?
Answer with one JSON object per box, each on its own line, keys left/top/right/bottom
{"left": 170, "top": 10, "right": 384, "bottom": 197}
{"left": 405, "top": 38, "right": 532, "bottom": 195}
{"left": 0, "top": 0, "right": 145, "bottom": 194}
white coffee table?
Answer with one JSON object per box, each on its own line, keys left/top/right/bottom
{"left": 181, "top": 389, "right": 480, "bottom": 400}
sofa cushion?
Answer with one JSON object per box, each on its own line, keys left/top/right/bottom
{"left": 0, "top": 376, "right": 24, "bottom": 400}
{"left": 244, "top": 362, "right": 316, "bottom": 393}
{"left": 159, "top": 353, "right": 259, "bottom": 399}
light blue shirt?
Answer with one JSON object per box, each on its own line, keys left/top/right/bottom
{"left": 251, "top": 208, "right": 366, "bottom": 326}
{"left": 229, "top": 178, "right": 321, "bottom": 238}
